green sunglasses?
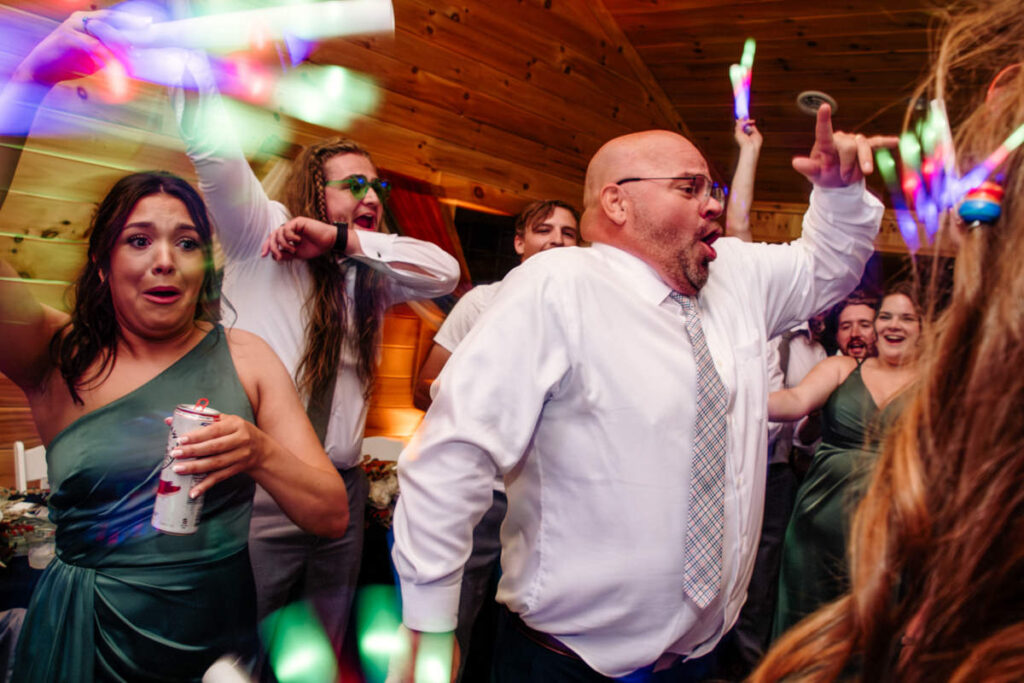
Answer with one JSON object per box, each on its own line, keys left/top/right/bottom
{"left": 325, "top": 175, "right": 391, "bottom": 201}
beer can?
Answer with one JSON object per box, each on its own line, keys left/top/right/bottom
{"left": 152, "top": 399, "right": 221, "bottom": 535}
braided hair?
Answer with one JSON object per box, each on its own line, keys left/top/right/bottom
{"left": 284, "top": 138, "right": 387, "bottom": 402}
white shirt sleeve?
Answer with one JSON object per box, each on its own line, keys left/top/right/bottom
{"left": 170, "top": 53, "right": 283, "bottom": 261}
{"left": 749, "top": 181, "right": 883, "bottom": 339}
{"left": 765, "top": 337, "right": 785, "bottom": 446}
{"left": 432, "top": 284, "right": 496, "bottom": 352}
{"left": 350, "top": 231, "right": 460, "bottom": 304}
{"left": 171, "top": 57, "right": 459, "bottom": 302}
{"left": 393, "top": 265, "right": 573, "bottom": 632}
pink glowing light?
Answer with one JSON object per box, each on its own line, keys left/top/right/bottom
{"left": 729, "top": 38, "right": 755, "bottom": 122}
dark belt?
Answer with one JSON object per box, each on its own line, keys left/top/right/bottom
{"left": 506, "top": 609, "right": 581, "bottom": 661}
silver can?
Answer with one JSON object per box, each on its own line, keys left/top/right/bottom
{"left": 152, "top": 400, "right": 221, "bottom": 535}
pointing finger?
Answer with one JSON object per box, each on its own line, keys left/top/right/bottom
{"left": 856, "top": 134, "right": 875, "bottom": 175}
{"left": 813, "top": 103, "right": 835, "bottom": 154}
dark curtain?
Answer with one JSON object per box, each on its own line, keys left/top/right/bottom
{"left": 380, "top": 169, "right": 472, "bottom": 295}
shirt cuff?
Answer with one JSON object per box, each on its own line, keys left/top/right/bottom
{"left": 399, "top": 580, "right": 461, "bottom": 633}
{"left": 811, "top": 179, "right": 884, "bottom": 212}
{"left": 350, "top": 230, "right": 398, "bottom": 263}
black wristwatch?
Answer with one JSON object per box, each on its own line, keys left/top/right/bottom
{"left": 332, "top": 221, "right": 349, "bottom": 255}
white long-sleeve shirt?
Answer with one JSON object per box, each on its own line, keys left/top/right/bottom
{"left": 393, "top": 182, "right": 882, "bottom": 677}
{"left": 172, "top": 61, "right": 460, "bottom": 470}
{"left": 766, "top": 326, "right": 828, "bottom": 463}
{"left": 432, "top": 282, "right": 501, "bottom": 354}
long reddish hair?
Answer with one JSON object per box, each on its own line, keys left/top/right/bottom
{"left": 752, "top": 1, "right": 1024, "bottom": 680}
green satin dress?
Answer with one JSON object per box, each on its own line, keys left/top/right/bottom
{"left": 12, "top": 326, "right": 258, "bottom": 682}
{"left": 772, "top": 364, "right": 900, "bottom": 640}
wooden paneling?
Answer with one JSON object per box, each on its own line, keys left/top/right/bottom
{"left": 749, "top": 201, "right": 955, "bottom": 256}
{"left": 604, "top": 0, "right": 937, "bottom": 208}
{"left": 366, "top": 303, "right": 427, "bottom": 440}
{"left": 1, "top": 0, "right": 685, "bottom": 235}
{"left": 0, "top": 0, "right": 944, "bottom": 286}
{"left": 0, "top": 373, "right": 40, "bottom": 489}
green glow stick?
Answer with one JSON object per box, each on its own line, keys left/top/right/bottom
{"left": 875, "top": 148, "right": 898, "bottom": 187}
{"left": 899, "top": 131, "right": 922, "bottom": 173}
{"left": 740, "top": 37, "right": 756, "bottom": 70}
{"left": 261, "top": 602, "right": 337, "bottom": 683}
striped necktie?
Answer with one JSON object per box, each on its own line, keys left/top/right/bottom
{"left": 670, "top": 291, "right": 727, "bottom": 609}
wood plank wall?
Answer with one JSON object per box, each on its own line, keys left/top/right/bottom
{"left": 1, "top": 0, "right": 685, "bottom": 226}
{"left": 750, "top": 201, "right": 956, "bottom": 256}
{"left": 0, "top": 373, "right": 41, "bottom": 489}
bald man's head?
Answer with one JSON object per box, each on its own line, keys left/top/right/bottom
{"left": 580, "top": 130, "right": 724, "bottom": 295}
{"left": 582, "top": 131, "right": 705, "bottom": 237}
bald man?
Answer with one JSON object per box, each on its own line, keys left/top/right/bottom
{"left": 393, "top": 106, "right": 892, "bottom": 681}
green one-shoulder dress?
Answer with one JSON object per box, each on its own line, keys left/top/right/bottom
{"left": 12, "top": 326, "right": 258, "bottom": 682}
{"left": 771, "top": 363, "right": 901, "bottom": 639}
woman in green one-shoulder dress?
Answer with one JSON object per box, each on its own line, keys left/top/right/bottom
{"left": 0, "top": 21, "right": 349, "bottom": 679}
{"left": 767, "top": 288, "right": 921, "bottom": 640}
{"left": 19, "top": 326, "right": 262, "bottom": 681}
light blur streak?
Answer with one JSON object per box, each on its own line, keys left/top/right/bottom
{"left": 356, "top": 584, "right": 402, "bottom": 683}
{"left": 413, "top": 632, "right": 453, "bottom": 683}
{"left": 873, "top": 99, "right": 1020, "bottom": 251}
{"left": 729, "top": 64, "right": 749, "bottom": 121}
{"left": 896, "top": 210, "right": 920, "bottom": 253}
{"left": 1, "top": 1, "right": 388, "bottom": 138}
{"left": 203, "top": 96, "right": 290, "bottom": 157}
{"left": 260, "top": 601, "right": 338, "bottom": 683}
{"left": 273, "top": 64, "right": 380, "bottom": 129}
{"left": 876, "top": 148, "right": 920, "bottom": 253}
{"left": 875, "top": 147, "right": 898, "bottom": 188}
{"left": 899, "top": 132, "right": 922, "bottom": 175}
{"left": 957, "top": 121, "right": 1024, "bottom": 196}
{"left": 729, "top": 38, "right": 755, "bottom": 121}
{"left": 740, "top": 37, "right": 756, "bottom": 71}
{"left": 120, "top": 0, "right": 394, "bottom": 52}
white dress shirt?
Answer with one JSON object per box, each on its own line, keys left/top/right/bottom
{"left": 766, "top": 325, "right": 828, "bottom": 462}
{"left": 172, "top": 65, "right": 461, "bottom": 473}
{"left": 393, "top": 182, "right": 881, "bottom": 677}
{"left": 433, "top": 282, "right": 501, "bottom": 354}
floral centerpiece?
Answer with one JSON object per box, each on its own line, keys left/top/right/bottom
{"left": 361, "top": 456, "right": 399, "bottom": 528}
{"left": 1, "top": 487, "right": 53, "bottom": 568}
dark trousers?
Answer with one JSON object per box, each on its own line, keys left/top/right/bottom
{"left": 710, "top": 461, "right": 798, "bottom": 679}
{"left": 456, "top": 490, "right": 507, "bottom": 682}
{"left": 491, "top": 608, "right": 712, "bottom": 683}
{"left": 249, "top": 466, "right": 368, "bottom": 659}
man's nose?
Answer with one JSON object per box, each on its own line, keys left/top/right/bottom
{"left": 701, "top": 196, "right": 724, "bottom": 219}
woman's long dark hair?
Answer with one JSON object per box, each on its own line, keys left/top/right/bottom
{"left": 50, "top": 171, "right": 220, "bottom": 404}
{"left": 284, "top": 138, "right": 387, "bottom": 402}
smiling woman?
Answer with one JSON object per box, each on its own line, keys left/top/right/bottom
{"left": 767, "top": 285, "right": 921, "bottom": 640}
{"left": 0, "top": 13, "right": 349, "bottom": 681}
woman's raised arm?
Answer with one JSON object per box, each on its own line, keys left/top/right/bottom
{"left": 768, "top": 355, "right": 857, "bottom": 422}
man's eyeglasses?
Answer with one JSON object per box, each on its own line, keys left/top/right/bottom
{"left": 615, "top": 175, "right": 726, "bottom": 206}
{"left": 325, "top": 175, "right": 392, "bottom": 201}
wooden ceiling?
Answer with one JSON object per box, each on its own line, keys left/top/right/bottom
{"left": 0, "top": 0, "right": 943, "bottom": 293}
{"left": 606, "top": 0, "right": 936, "bottom": 203}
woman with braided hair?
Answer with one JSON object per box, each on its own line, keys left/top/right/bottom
{"left": 751, "top": 1, "right": 1024, "bottom": 680}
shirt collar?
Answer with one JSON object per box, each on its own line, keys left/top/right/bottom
{"left": 590, "top": 242, "right": 675, "bottom": 307}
